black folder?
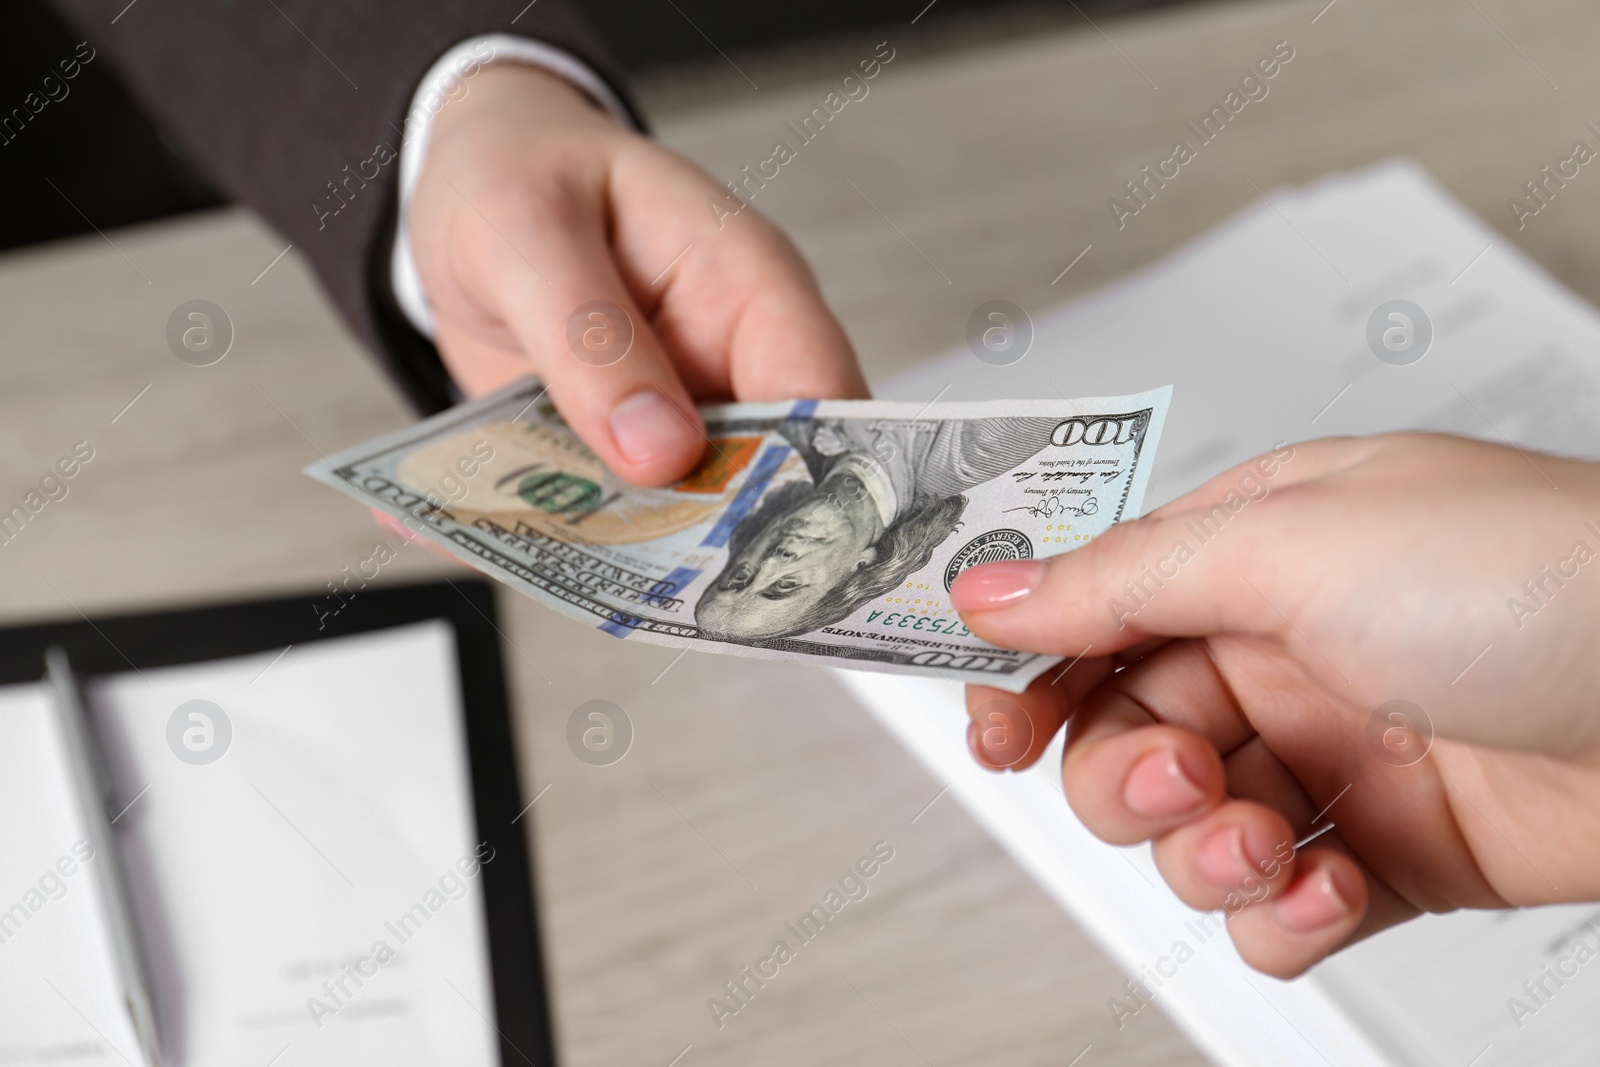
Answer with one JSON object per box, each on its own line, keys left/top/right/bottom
{"left": 0, "top": 579, "right": 556, "bottom": 1067}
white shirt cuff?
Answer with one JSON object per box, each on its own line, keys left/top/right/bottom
{"left": 389, "top": 34, "right": 633, "bottom": 340}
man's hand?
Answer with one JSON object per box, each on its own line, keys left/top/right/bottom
{"left": 951, "top": 434, "right": 1600, "bottom": 977}
{"left": 408, "top": 64, "right": 868, "bottom": 486}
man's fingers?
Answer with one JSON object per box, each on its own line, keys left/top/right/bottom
{"left": 622, "top": 216, "right": 869, "bottom": 403}
{"left": 409, "top": 70, "right": 706, "bottom": 486}
{"left": 441, "top": 178, "right": 707, "bottom": 487}
{"left": 505, "top": 223, "right": 708, "bottom": 486}
{"left": 706, "top": 241, "right": 868, "bottom": 402}
{"left": 435, "top": 322, "right": 534, "bottom": 398}
{"left": 608, "top": 148, "right": 869, "bottom": 405}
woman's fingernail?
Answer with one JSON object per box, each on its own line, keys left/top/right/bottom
{"left": 975, "top": 699, "right": 1034, "bottom": 769}
{"left": 372, "top": 508, "right": 421, "bottom": 543}
{"left": 966, "top": 721, "right": 1003, "bottom": 772}
{"left": 1196, "top": 825, "right": 1249, "bottom": 888}
{"left": 611, "top": 390, "right": 693, "bottom": 465}
{"left": 951, "top": 560, "right": 1046, "bottom": 612}
{"left": 1122, "top": 749, "right": 1207, "bottom": 819}
{"left": 1273, "top": 868, "right": 1351, "bottom": 933}
{"left": 371, "top": 508, "right": 465, "bottom": 566}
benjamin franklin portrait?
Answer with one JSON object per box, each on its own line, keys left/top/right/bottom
{"left": 694, "top": 415, "right": 1061, "bottom": 641}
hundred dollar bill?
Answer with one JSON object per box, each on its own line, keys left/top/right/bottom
{"left": 305, "top": 378, "right": 1171, "bottom": 691}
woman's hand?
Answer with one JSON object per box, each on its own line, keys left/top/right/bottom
{"left": 951, "top": 433, "right": 1600, "bottom": 977}
{"left": 408, "top": 64, "right": 868, "bottom": 486}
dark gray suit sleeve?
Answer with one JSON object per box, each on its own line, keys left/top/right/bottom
{"left": 44, "top": 0, "right": 643, "bottom": 413}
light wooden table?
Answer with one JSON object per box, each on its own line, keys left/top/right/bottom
{"left": 3, "top": 0, "right": 1596, "bottom": 1063}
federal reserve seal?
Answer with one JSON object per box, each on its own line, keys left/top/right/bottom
{"left": 944, "top": 529, "right": 1033, "bottom": 590}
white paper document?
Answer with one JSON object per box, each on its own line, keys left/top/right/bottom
{"left": 849, "top": 159, "right": 1600, "bottom": 1067}
{"left": 0, "top": 622, "right": 500, "bottom": 1066}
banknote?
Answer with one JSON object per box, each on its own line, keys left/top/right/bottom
{"left": 305, "top": 379, "right": 1171, "bottom": 691}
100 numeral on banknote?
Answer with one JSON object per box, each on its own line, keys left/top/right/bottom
{"left": 306, "top": 380, "right": 1171, "bottom": 691}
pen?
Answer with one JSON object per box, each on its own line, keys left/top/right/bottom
{"left": 45, "top": 646, "right": 163, "bottom": 1067}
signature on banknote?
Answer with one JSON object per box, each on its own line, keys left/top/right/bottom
{"left": 1004, "top": 494, "right": 1099, "bottom": 520}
